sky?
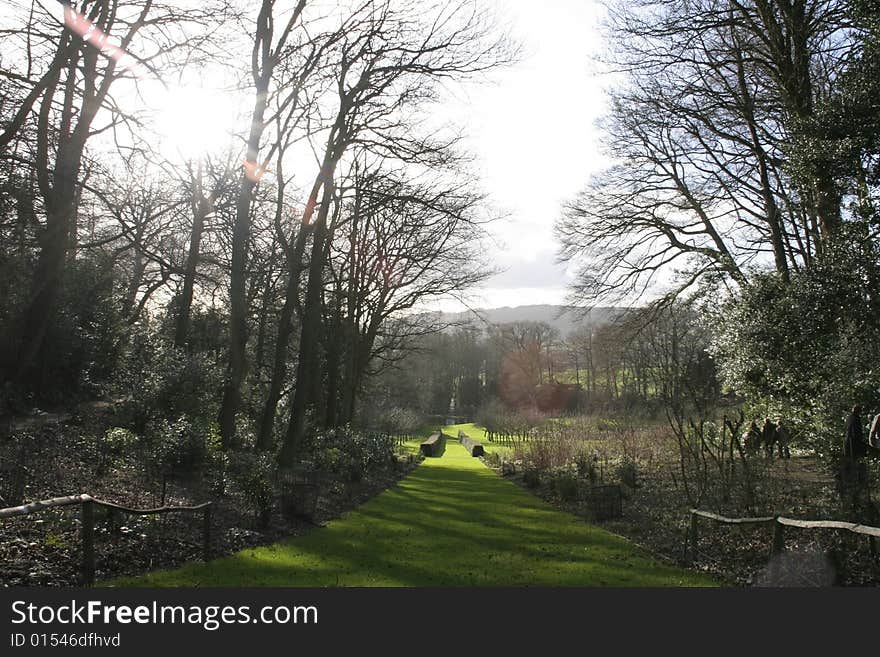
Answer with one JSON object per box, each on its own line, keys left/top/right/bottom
{"left": 440, "top": 0, "right": 610, "bottom": 311}
{"left": 3, "top": 0, "right": 613, "bottom": 313}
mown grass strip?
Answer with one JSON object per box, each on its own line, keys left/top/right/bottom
{"left": 111, "top": 435, "right": 716, "bottom": 587}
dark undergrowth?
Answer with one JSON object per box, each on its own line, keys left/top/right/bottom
{"left": 0, "top": 405, "right": 421, "bottom": 587}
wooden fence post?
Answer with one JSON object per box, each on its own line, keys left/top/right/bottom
{"left": 771, "top": 519, "right": 785, "bottom": 556}
{"left": 202, "top": 504, "right": 212, "bottom": 562}
{"left": 766, "top": 518, "right": 785, "bottom": 583}
{"left": 81, "top": 499, "right": 95, "bottom": 586}
{"left": 688, "top": 511, "right": 698, "bottom": 563}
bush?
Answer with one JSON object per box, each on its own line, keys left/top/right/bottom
{"left": 228, "top": 452, "right": 275, "bottom": 529}
{"left": 478, "top": 399, "right": 548, "bottom": 441}
{"left": 552, "top": 470, "right": 580, "bottom": 501}
{"left": 95, "top": 426, "right": 138, "bottom": 475}
{"left": 575, "top": 452, "right": 600, "bottom": 485}
{"left": 2, "top": 253, "right": 127, "bottom": 404}
{"left": 616, "top": 457, "right": 638, "bottom": 489}
{"left": 476, "top": 399, "right": 509, "bottom": 434}
{"left": 102, "top": 427, "right": 138, "bottom": 454}
{"left": 713, "top": 231, "right": 880, "bottom": 455}
{"left": 316, "top": 445, "right": 360, "bottom": 482}
{"left": 115, "top": 333, "right": 223, "bottom": 433}
{"left": 145, "top": 415, "right": 221, "bottom": 478}
{"left": 523, "top": 466, "right": 541, "bottom": 489}
{"left": 595, "top": 417, "right": 620, "bottom": 432}
{"left": 513, "top": 433, "right": 579, "bottom": 471}
{"left": 205, "top": 449, "right": 230, "bottom": 497}
{"left": 101, "top": 426, "right": 137, "bottom": 454}
{"left": 310, "top": 427, "right": 395, "bottom": 484}
{"left": 0, "top": 431, "right": 31, "bottom": 506}
{"left": 372, "top": 407, "right": 423, "bottom": 436}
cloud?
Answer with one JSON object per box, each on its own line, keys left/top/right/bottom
{"left": 484, "top": 256, "right": 570, "bottom": 290}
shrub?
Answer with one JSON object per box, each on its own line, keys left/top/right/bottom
{"left": 616, "top": 457, "right": 638, "bottom": 489}
{"left": 205, "top": 449, "right": 230, "bottom": 497}
{"left": 145, "top": 415, "right": 221, "bottom": 477}
{"left": 228, "top": 452, "right": 275, "bottom": 529}
{"left": 476, "top": 399, "right": 509, "bottom": 435}
{"left": 316, "top": 445, "right": 359, "bottom": 482}
{"left": 310, "top": 427, "right": 395, "bottom": 484}
{"left": 552, "top": 470, "right": 580, "bottom": 502}
{"left": 514, "top": 433, "right": 579, "bottom": 471}
{"left": 95, "top": 426, "right": 138, "bottom": 475}
{"left": 575, "top": 452, "right": 600, "bottom": 485}
{"left": 3, "top": 253, "right": 126, "bottom": 404}
{"left": 523, "top": 466, "right": 541, "bottom": 489}
{"left": 712, "top": 234, "right": 880, "bottom": 455}
{"left": 102, "top": 427, "right": 138, "bottom": 454}
{"left": 115, "top": 335, "right": 223, "bottom": 433}
{"left": 373, "top": 407, "right": 423, "bottom": 436}
{"left": 350, "top": 430, "right": 395, "bottom": 473}
{"left": 595, "top": 417, "right": 620, "bottom": 432}
{"left": 0, "top": 431, "right": 31, "bottom": 506}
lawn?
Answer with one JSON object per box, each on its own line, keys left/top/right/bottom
{"left": 110, "top": 436, "right": 716, "bottom": 587}
{"left": 397, "top": 423, "right": 507, "bottom": 457}
{"left": 443, "top": 422, "right": 511, "bottom": 457}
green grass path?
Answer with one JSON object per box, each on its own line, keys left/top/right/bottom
{"left": 113, "top": 428, "right": 715, "bottom": 586}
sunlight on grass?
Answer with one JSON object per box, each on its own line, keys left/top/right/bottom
{"left": 110, "top": 439, "right": 716, "bottom": 587}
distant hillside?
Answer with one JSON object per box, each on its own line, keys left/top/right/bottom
{"left": 425, "top": 305, "right": 624, "bottom": 337}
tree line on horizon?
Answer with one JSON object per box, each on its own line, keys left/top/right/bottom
{"left": 373, "top": 304, "right": 716, "bottom": 425}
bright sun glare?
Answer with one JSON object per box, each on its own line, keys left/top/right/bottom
{"left": 153, "top": 85, "right": 237, "bottom": 160}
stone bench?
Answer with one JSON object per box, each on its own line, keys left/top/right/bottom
{"left": 458, "top": 430, "right": 485, "bottom": 457}
{"left": 420, "top": 432, "right": 445, "bottom": 457}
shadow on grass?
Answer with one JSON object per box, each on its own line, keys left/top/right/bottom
{"left": 110, "top": 443, "right": 717, "bottom": 587}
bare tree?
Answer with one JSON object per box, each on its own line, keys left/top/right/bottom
{"left": 558, "top": 0, "right": 854, "bottom": 307}
{"left": 274, "top": 0, "right": 514, "bottom": 465}
{"left": 323, "top": 155, "right": 491, "bottom": 427}
{"left": 489, "top": 321, "right": 558, "bottom": 408}
{"left": 173, "top": 156, "right": 237, "bottom": 348}
{"left": 217, "top": 0, "right": 314, "bottom": 448}
{"left": 1, "top": 0, "right": 221, "bottom": 388}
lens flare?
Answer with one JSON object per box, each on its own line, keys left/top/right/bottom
{"left": 60, "top": 3, "right": 143, "bottom": 78}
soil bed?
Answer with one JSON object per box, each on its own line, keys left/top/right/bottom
{"left": 488, "top": 454, "right": 880, "bottom": 586}
{"left": 0, "top": 406, "right": 420, "bottom": 587}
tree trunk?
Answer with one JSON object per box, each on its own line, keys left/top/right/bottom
{"left": 218, "top": 174, "right": 257, "bottom": 449}
{"left": 278, "top": 182, "right": 334, "bottom": 467}
{"left": 124, "top": 246, "right": 145, "bottom": 319}
{"left": 324, "top": 291, "right": 343, "bottom": 428}
{"left": 258, "top": 146, "right": 335, "bottom": 452}
{"left": 256, "top": 226, "right": 310, "bottom": 450}
{"left": 174, "top": 167, "right": 211, "bottom": 348}
{"left": 15, "top": 143, "right": 81, "bottom": 387}
{"left": 218, "top": 63, "right": 271, "bottom": 448}
{"left": 338, "top": 319, "right": 359, "bottom": 426}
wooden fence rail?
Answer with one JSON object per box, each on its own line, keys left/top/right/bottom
{"left": 0, "top": 494, "right": 212, "bottom": 585}
{"left": 686, "top": 508, "right": 880, "bottom": 565}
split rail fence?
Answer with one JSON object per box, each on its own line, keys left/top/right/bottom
{"left": 0, "top": 494, "right": 212, "bottom": 585}
{"left": 686, "top": 508, "right": 880, "bottom": 573}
